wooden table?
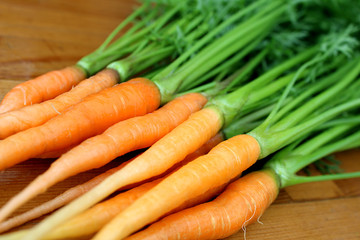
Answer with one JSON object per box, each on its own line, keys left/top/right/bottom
{"left": 0, "top": 1, "right": 359, "bottom": 239}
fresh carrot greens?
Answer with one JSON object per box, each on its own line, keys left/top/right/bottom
{"left": 1, "top": 0, "right": 360, "bottom": 239}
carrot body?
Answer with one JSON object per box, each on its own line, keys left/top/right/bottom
{"left": 40, "top": 133, "right": 224, "bottom": 239}
{"left": 0, "top": 69, "right": 118, "bottom": 139}
{"left": 126, "top": 170, "right": 278, "bottom": 240}
{"left": 35, "top": 145, "right": 76, "bottom": 159}
{"left": 20, "top": 110, "right": 224, "bottom": 240}
{"left": 0, "top": 133, "right": 223, "bottom": 237}
{"left": 49, "top": 180, "right": 227, "bottom": 240}
{"left": 0, "top": 77, "right": 160, "bottom": 171}
{"left": 93, "top": 134, "right": 260, "bottom": 240}
{"left": 0, "top": 93, "right": 206, "bottom": 223}
{"left": 0, "top": 66, "right": 86, "bottom": 114}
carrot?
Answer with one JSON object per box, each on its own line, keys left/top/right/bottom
{"left": 35, "top": 145, "right": 77, "bottom": 159}
{"left": 127, "top": 120, "right": 360, "bottom": 240}
{"left": 0, "top": 69, "right": 119, "bottom": 139}
{"left": 47, "top": 179, "right": 227, "bottom": 240}
{"left": 93, "top": 134, "right": 261, "bottom": 240}
{"left": 0, "top": 66, "right": 86, "bottom": 114}
{"left": 16, "top": 4, "right": 296, "bottom": 238}
{"left": 0, "top": 0, "right": 281, "bottom": 221}
{"left": 0, "top": 92, "right": 207, "bottom": 222}
{"left": 90, "top": 44, "right": 360, "bottom": 240}
{"left": 126, "top": 170, "right": 278, "bottom": 240}
{"left": 0, "top": 133, "right": 223, "bottom": 239}
{"left": 0, "top": 77, "right": 160, "bottom": 172}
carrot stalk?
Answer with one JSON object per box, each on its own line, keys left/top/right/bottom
{"left": 0, "top": 93, "right": 206, "bottom": 222}
{"left": 0, "top": 69, "right": 119, "bottom": 139}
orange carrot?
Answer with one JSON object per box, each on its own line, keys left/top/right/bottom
{"left": 0, "top": 69, "right": 118, "bottom": 139}
{"left": 0, "top": 93, "right": 206, "bottom": 222}
{"left": 0, "top": 77, "right": 160, "bottom": 171}
{"left": 0, "top": 133, "right": 223, "bottom": 237}
{"left": 18, "top": 106, "right": 224, "bottom": 239}
{"left": 35, "top": 145, "right": 76, "bottom": 159}
{"left": 93, "top": 134, "right": 260, "bottom": 239}
{"left": 0, "top": 66, "right": 86, "bottom": 114}
{"left": 47, "top": 179, "right": 227, "bottom": 240}
{"left": 126, "top": 170, "right": 278, "bottom": 240}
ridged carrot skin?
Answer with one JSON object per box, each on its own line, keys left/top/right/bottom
{"left": 0, "top": 93, "right": 206, "bottom": 223}
{"left": 93, "top": 134, "right": 260, "bottom": 240}
{"left": 0, "top": 133, "right": 224, "bottom": 237}
{"left": 0, "top": 77, "right": 160, "bottom": 171}
{"left": 126, "top": 170, "right": 278, "bottom": 240}
{"left": 35, "top": 145, "right": 76, "bottom": 159}
{"left": 19, "top": 109, "right": 224, "bottom": 240}
{"left": 48, "top": 180, "right": 227, "bottom": 240}
{"left": 0, "top": 66, "right": 86, "bottom": 114}
{"left": 40, "top": 134, "right": 224, "bottom": 239}
{"left": 0, "top": 69, "right": 119, "bottom": 139}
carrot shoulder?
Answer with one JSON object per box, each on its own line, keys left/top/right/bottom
{"left": 0, "top": 77, "right": 160, "bottom": 171}
{"left": 0, "top": 69, "right": 118, "bottom": 139}
{"left": 0, "top": 93, "right": 207, "bottom": 223}
{"left": 0, "top": 65, "right": 86, "bottom": 114}
{"left": 126, "top": 170, "right": 278, "bottom": 240}
{"left": 93, "top": 134, "right": 260, "bottom": 240}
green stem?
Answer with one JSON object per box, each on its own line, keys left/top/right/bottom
{"left": 77, "top": 5, "right": 181, "bottom": 75}
{"left": 97, "top": 3, "right": 149, "bottom": 52}
{"left": 224, "top": 104, "right": 275, "bottom": 138}
{"left": 265, "top": 62, "right": 355, "bottom": 127}
{"left": 178, "top": 35, "right": 265, "bottom": 93}
{"left": 219, "top": 46, "right": 269, "bottom": 94}
{"left": 106, "top": 10, "right": 213, "bottom": 81}
{"left": 284, "top": 172, "right": 360, "bottom": 187}
{"left": 266, "top": 123, "right": 360, "bottom": 188}
{"left": 273, "top": 58, "right": 360, "bottom": 131}
{"left": 107, "top": 46, "right": 175, "bottom": 80}
{"left": 152, "top": 0, "right": 274, "bottom": 81}
{"left": 289, "top": 128, "right": 360, "bottom": 174}
{"left": 157, "top": 4, "right": 285, "bottom": 97}
{"left": 208, "top": 47, "right": 317, "bottom": 127}
{"left": 256, "top": 98, "right": 360, "bottom": 158}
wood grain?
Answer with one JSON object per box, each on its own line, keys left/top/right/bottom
{"left": 0, "top": 0, "right": 359, "bottom": 239}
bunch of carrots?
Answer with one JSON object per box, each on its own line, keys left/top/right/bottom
{"left": 0, "top": 0, "right": 360, "bottom": 239}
